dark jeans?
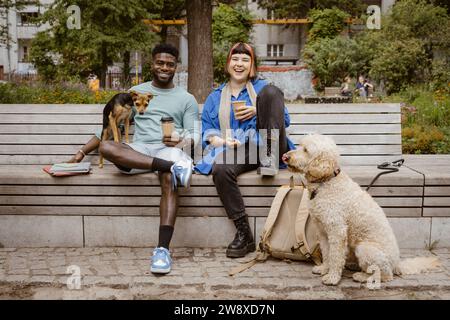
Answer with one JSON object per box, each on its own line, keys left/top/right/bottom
{"left": 212, "top": 84, "right": 289, "bottom": 221}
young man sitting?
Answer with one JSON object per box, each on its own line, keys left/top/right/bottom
{"left": 68, "top": 43, "right": 199, "bottom": 274}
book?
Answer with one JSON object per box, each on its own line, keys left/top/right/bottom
{"left": 49, "top": 162, "right": 91, "bottom": 173}
{"left": 43, "top": 162, "right": 92, "bottom": 177}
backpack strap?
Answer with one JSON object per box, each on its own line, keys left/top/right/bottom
{"left": 292, "top": 188, "right": 321, "bottom": 265}
{"left": 229, "top": 179, "right": 296, "bottom": 276}
{"left": 259, "top": 185, "right": 292, "bottom": 246}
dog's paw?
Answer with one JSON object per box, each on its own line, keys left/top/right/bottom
{"left": 312, "top": 265, "right": 329, "bottom": 275}
{"left": 322, "top": 273, "right": 341, "bottom": 286}
{"left": 352, "top": 272, "right": 370, "bottom": 283}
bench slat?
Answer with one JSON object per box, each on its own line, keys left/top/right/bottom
{"left": 0, "top": 195, "right": 422, "bottom": 207}
{"left": 0, "top": 185, "right": 423, "bottom": 197}
{"left": 1, "top": 114, "right": 103, "bottom": 124}
{"left": 0, "top": 144, "right": 402, "bottom": 155}
{"left": 0, "top": 154, "right": 405, "bottom": 165}
{"left": 425, "top": 187, "right": 450, "bottom": 196}
{"left": 0, "top": 133, "right": 402, "bottom": 145}
{"left": 290, "top": 134, "right": 402, "bottom": 145}
{"left": 0, "top": 195, "right": 277, "bottom": 207}
{"left": 0, "top": 165, "right": 424, "bottom": 185}
{"left": 0, "top": 103, "right": 401, "bottom": 114}
{"left": 290, "top": 114, "right": 401, "bottom": 124}
{"left": 0, "top": 205, "right": 421, "bottom": 217}
{"left": 289, "top": 124, "right": 401, "bottom": 134}
{"left": 0, "top": 124, "right": 100, "bottom": 134}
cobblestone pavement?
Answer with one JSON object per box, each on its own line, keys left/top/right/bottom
{"left": 0, "top": 247, "right": 449, "bottom": 300}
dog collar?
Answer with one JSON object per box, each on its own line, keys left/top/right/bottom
{"left": 309, "top": 168, "right": 341, "bottom": 200}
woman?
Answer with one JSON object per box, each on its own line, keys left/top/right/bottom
{"left": 194, "top": 42, "right": 295, "bottom": 258}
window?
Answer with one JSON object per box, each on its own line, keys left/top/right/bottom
{"left": 267, "top": 44, "right": 284, "bottom": 57}
{"left": 18, "top": 12, "right": 39, "bottom": 26}
{"left": 23, "top": 46, "right": 28, "bottom": 62}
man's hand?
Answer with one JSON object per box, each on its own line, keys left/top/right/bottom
{"left": 163, "top": 132, "right": 190, "bottom": 148}
{"left": 67, "top": 151, "right": 84, "bottom": 163}
{"left": 234, "top": 106, "right": 256, "bottom": 122}
{"left": 163, "top": 136, "right": 181, "bottom": 147}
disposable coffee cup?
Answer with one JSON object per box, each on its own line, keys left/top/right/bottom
{"left": 161, "top": 116, "right": 174, "bottom": 138}
{"left": 232, "top": 100, "right": 247, "bottom": 119}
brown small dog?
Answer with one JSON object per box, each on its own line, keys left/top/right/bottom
{"left": 99, "top": 91, "right": 153, "bottom": 168}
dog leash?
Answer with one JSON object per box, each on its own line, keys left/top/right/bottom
{"left": 366, "top": 159, "right": 405, "bottom": 191}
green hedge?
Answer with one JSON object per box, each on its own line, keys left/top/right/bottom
{"left": 385, "top": 86, "right": 450, "bottom": 154}
{"left": 0, "top": 83, "right": 119, "bottom": 104}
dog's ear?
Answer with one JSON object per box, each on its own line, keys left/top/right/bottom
{"left": 146, "top": 93, "right": 154, "bottom": 100}
{"left": 306, "top": 152, "right": 336, "bottom": 182}
{"left": 130, "top": 91, "right": 139, "bottom": 101}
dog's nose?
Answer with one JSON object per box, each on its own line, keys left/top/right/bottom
{"left": 282, "top": 153, "right": 290, "bottom": 164}
{"left": 139, "top": 112, "right": 144, "bottom": 115}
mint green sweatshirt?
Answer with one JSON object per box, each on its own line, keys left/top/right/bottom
{"left": 96, "top": 82, "right": 200, "bottom": 145}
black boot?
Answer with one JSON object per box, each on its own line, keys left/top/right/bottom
{"left": 226, "top": 215, "right": 256, "bottom": 258}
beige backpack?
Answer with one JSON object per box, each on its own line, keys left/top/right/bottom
{"left": 229, "top": 177, "right": 322, "bottom": 275}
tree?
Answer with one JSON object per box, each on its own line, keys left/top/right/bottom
{"left": 30, "top": 0, "right": 160, "bottom": 86}
{"left": 257, "top": 0, "right": 365, "bottom": 19}
{"left": 186, "top": 0, "right": 214, "bottom": 103}
{"left": 362, "top": 0, "right": 450, "bottom": 93}
{"left": 212, "top": 2, "right": 253, "bottom": 83}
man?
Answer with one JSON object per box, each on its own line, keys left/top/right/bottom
{"left": 69, "top": 43, "right": 199, "bottom": 274}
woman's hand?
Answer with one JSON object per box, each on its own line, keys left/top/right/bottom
{"left": 225, "top": 138, "right": 241, "bottom": 149}
{"left": 234, "top": 106, "right": 256, "bottom": 122}
{"left": 209, "top": 136, "right": 226, "bottom": 148}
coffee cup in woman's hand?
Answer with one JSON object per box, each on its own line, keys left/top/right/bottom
{"left": 234, "top": 105, "right": 256, "bottom": 121}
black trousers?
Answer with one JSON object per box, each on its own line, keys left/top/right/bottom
{"left": 212, "top": 84, "right": 289, "bottom": 221}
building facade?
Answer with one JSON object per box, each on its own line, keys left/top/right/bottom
{"left": 0, "top": 0, "right": 53, "bottom": 76}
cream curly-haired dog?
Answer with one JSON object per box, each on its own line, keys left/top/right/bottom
{"left": 283, "top": 134, "right": 439, "bottom": 286}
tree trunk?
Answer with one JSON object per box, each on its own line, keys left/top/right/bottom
{"left": 100, "top": 43, "right": 107, "bottom": 88}
{"left": 122, "top": 50, "right": 131, "bottom": 88}
{"left": 160, "top": 25, "right": 168, "bottom": 42}
{"left": 186, "top": 0, "right": 214, "bottom": 103}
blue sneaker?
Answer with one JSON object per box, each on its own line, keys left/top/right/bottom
{"left": 150, "top": 247, "right": 172, "bottom": 274}
{"left": 170, "top": 158, "right": 193, "bottom": 189}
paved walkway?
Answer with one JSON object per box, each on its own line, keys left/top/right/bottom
{"left": 0, "top": 247, "right": 449, "bottom": 300}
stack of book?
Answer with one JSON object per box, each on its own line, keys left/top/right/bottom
{"left": 43, "top": 162, "right": 92, "bottom": 177}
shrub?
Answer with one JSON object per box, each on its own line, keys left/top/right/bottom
{"left": 0, "top": 82, "right": 119, "bottom": 104}
{"left": 308, "top": 8, "right": 350, "bottom": 43}
{"left": 303, "top": 36, "right": 366, "bottom": 90}
{"left": 402, "top": 124, "right": 449, "bottom": 154}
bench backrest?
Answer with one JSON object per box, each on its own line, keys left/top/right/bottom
{"left": 324, "top": 87, "right": 341, "bottom": 96}
{"left": 0, "top": 103, "right": 401, "bottom": 166}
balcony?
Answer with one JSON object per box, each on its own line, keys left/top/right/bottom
{"left": 17, "top": 62, "right": 37, "bottom": 74}
{"left": 17, "top": 25, "right": 39, "bottom": 39}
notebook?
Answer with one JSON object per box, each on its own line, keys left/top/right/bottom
{"left": 43, "top": 162, "right": 92, "bottom": 176}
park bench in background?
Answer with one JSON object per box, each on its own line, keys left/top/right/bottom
{"left": 0, "top": 103, "right": 449, "bottom": 249}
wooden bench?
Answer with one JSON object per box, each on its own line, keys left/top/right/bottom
{"left": 0, "top": 103, "right": 449, "bottom": 249}
{"left": 324, "top": 87, "right": 342, "bottom": 96}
